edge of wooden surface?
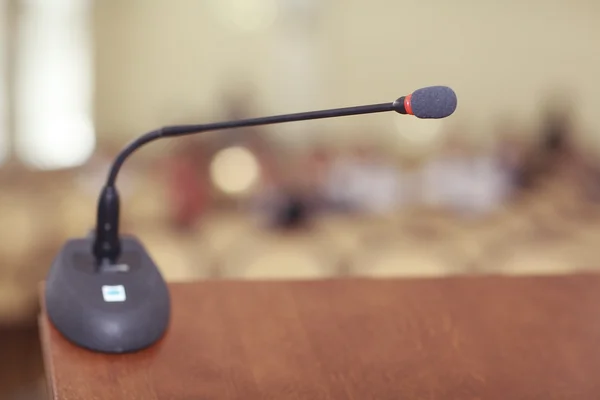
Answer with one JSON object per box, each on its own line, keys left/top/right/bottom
{"left": 38, "top": 283, "right": 56, "bottom": 400}
{"left": 39, "top": 314, "right": 56, "bottom": 400}
{"left": 37, "top": 273, "right": 600, "bottom": 399}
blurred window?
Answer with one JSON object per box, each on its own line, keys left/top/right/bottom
{"left": 0, "top": 1, "right": 8, "bottom": 165}
{"left": 14, "top": 0, "right": 95, "bottom": 170}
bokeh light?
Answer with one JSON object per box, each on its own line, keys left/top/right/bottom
{"left": 213, "top": 0, "right": 278, "bottom": 32}
{"left": 210, "top": 146, "right": 261, "bottom": 195}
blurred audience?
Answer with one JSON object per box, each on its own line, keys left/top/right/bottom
{"left": 122, "top": 96, "right": 600, "bottom": 233}
{"left": 325, "top": 145, "right": 401, "bottom": 214}
{"left": 539, "top": 106, "right": 576, "bottom": 172}
{"left": 467, "top": 144, "right": 512, "bottom": 216}
{"left": 250, "top": 149, "right": 315, "bottom": 230}
{"left": 164, "top": 140, "right": 210, "bottom": 230}
{"left": 495, "top": 129, "right": 530, "bottom": 193}
{"left": 420, "top": 135, "right": 477, "bottom": 215}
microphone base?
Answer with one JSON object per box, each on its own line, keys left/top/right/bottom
{"left": 45, "top": 235, "right": 171, "bottom": 354}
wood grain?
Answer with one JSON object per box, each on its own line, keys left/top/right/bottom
{"left": 41, "top": 274, "right": 600, "bottom": 399}
{"left": 0, "top": 323, "right": 45, "bottom": 400}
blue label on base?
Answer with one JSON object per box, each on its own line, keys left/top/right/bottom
{"left": 102, "top": 285, "right": 126, "bottom": 302}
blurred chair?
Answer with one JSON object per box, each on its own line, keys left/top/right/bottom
{"left": 0, "top": 273, "right": 37, "bottom": 325}
{"left": 220, "top": 228, "right": 338, "bottom": 280}
{"left": 495, "top": 203, "right": 538, "bottom": 242}
{"left": 350, "top": 244, "right": 451, "bottom": 278}
{"left": 125, "top": 175, "right": 170, "bottom": 229}
{"left": 56, "top": 189, "right": 96, "bottom": 238}
{"left": 136, "top": 229, "right": 208, "bottom": 282}
{"left": 313, "top": 214, "right": 378, "bottom": 274}
{"left": 494, "top": 240, "right": 580, "bottom": 275}
{"left": 0, "top": 192, "right": 51, "bottom": 324}
{"left": 347, "top": 210, "right": 459, "bottom": 277}
{"left": 0, "top": 193, "right": 45, "bottom": 264}
{"left": 195, "top": 211, "right": 257, "bottom": 275}
{"left": 391, "top": 209, "right": 475, "bottom": 273}
{"left": 556, "top": 217, "right": 600, "bottom": 272}
{"left": 235, "top": 249, "right": 325, "bottom": 280}
{"left": 314, "top": 215, "right": 365, "bottom": 248}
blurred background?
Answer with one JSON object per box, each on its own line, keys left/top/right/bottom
{"left": 2, "top": 0, "right": 600, "bottom": 398}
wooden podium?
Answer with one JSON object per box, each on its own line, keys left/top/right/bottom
{"left": 40, "top": 274, "right": 600, "bottom": 399}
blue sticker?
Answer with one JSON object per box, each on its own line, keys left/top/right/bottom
{"left": 102, "top": 285, "right": 126, "bottom": 302}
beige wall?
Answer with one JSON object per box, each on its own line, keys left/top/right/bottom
{"left": 93, "top": 0, "right": 276, "bottom": 142}
{"left": 93, "top": 0, "right": 600, "bottom": 151}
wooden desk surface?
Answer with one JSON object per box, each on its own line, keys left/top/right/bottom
{"left": 40, "top": 274, "right": 600, "bottom": 399}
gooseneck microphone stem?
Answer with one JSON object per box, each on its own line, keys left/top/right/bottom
{"left": 93, "top": 101, "right": 396, "bottom": 264}
{"left": 106, "top": 102, "right": 394, "bottom": 187}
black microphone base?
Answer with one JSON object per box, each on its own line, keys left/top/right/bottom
{"left": 45, "top": 235, "right": 171, "bottom": 354}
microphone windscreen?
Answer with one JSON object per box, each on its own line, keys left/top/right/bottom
{"left": 411, "top": 86, "right": 457, "bottom": 119}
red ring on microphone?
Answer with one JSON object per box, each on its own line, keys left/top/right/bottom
{"left": 404, "top": 94, "right": 413, "bottom": 115}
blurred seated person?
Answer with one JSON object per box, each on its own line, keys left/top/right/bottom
{"left": 470, "top": 144, "right": 514, "bottom": 215}
{"left": 524, "top": 102, "right": 600, "bottom": 222}
{"left": 569, "top": 140, "right": 600, "bottom": 207}
{"left": 164, "top": 141, "right": 210, "bottom": 231}
{"left": 323, "top": 149, "right": 358, "bottom": 211}
{"left": 420, "top": 133, "right": 510, "bottom": 217}
{"left": 250, "top": 154, "right": 314, "bottom": 230}
{"left": 304, "top": 146, "right": 335, "bottom": 211}
{"left": 273, "top": 188, "right": 312, "bottom": 230}
{"left": 540, "top": 106, "right": 576, "bottom": 170}
{"left": 518, "top": 102, "right": 581, "bottom": 188}
{"left": 420, "top": 134, "right": 471, "bottom": 213}
{"left": 494, "top": 123, "right": 534, "bottom": 194}
{"left": 325, "top": 145, "right": 401, "bottom": 214}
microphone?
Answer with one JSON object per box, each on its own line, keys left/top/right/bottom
{"left": 45, "top": 86, "right": 457, "bottom": 354}
{"left": 393, "top": 86, "right": 458, "bottom": 119}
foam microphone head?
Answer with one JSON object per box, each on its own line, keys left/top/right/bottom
{"left": 393, "top": 86, "right": 457, "bottom": 119}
